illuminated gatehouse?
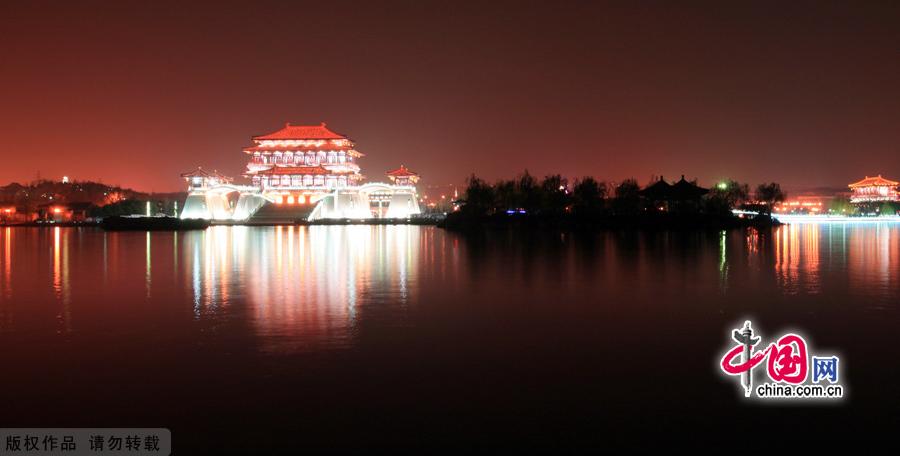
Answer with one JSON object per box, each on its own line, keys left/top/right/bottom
{"left": 848, "top": 175, "right": 899, "bottom": 203}
{"left": 180, "top": 123, "right": 421, "bottom": 222}
{"left": 179, "top": 168, "right": 237, "bottom": 220}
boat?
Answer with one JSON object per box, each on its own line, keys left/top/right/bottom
{"left": 101, "top": 215, "right": 210, "bottom": 231}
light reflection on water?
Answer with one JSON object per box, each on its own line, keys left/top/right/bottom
{"left": 0, "top": 222, "right": 899, "bottom": 451}
{"left": 0, "top": 223, "right": 898, "bottom": 343}
{"left": 183, "top": 225, "right": 424, "bottom": 353}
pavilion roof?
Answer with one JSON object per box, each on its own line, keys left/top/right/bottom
{"left": 253, "top": 122, "right": 348, "bottom": 141}
{"left": 386, "top": 165, "right": 418, "bottom": 177}
{"left": 180, "top": 167, "right": 232, "bottom": 181}
{"left": 639, "top": 177, "right": 672, "bottom": 200}
{"left": 670, "top": 175, "right": 709, "bottom": 199}
{"left": 848, "top": 175, "right": 899, "bottom": 188}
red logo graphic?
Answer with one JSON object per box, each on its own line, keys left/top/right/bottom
{"left": 720, "top": 321, "right": 808, "bottom": 396}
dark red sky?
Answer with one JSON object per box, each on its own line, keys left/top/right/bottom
{"left": 1, "top": 0, "right": 898, "bottom": 192}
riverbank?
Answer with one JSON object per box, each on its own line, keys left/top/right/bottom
{"left": 300, "top": 215, "right": 442, "bottom": 226}
{"left": 0, "top": 221, "right": 100, "bottom": 228}
{"left": 439, "top": 211, "right": 779, "bottom": 231}
{"left": 210, "top": 215, "right": 443, "bottom": 226}
{"left": 2, "top": 215, "right": 445, "bottom": 228}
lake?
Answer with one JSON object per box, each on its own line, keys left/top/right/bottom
{"left": 0, "top": 224, "right": 897, "bottom": 451}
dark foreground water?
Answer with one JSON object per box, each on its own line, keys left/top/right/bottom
{"left": 0, "top": 224, "right": 898, "bottom": 451}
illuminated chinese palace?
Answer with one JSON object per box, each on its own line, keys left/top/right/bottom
{"left": 180, "top": 122, "right": 422, "bottom": 222}
{"left": 848, "top": 175, "right": 899, "bottom": 203}
{"left": 244, "top": 122, "right": 364, "bottom": 194}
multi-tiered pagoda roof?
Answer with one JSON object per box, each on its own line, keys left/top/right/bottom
{"left": 243, "top": 122, "right": 364, "bottom": 189}
{"left": 848, "top": 175, "right": 899, "bottom": 188}
{"left": 848, "top": 174, "right": 900, "bottom": 203}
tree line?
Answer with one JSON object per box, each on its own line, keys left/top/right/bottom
{"left": 458, "top": 171, "right": 785, "bottom": 217}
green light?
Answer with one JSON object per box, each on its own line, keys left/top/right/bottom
{"left": 717, "top": 182, "right": 728, "bottom": 190}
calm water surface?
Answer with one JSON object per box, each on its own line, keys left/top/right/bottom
{"left": 0, "top": 224, "right": 898, "bottom": 450}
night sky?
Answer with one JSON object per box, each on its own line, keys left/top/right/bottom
{"left": 1, "top": 0, "right": 898, "bottom": 192}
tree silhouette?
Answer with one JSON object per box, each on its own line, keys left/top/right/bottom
{"left": 516, "top": 170, "right": 540, "bottom": 212}
{"left": 539, "top": 174, "right": 569, "bottom": 215}
{"left": 462, "top": 174, "right": 495, "bottom": 216}
{"left": 572, "top": 177, "right": 606, "bottom": 215}
{"left": 493, "top": 179, "right": 516, "bottom": 211}
{"left": 707, "top": 179, "right": 750, "bottom": 214}
{"left": 755, "top": 182, "right": 786, "bottom": 214}
{"left": 613, "top": 179, "right": 641, "bottom": 215}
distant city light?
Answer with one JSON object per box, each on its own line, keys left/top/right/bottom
{"left": 62, "top": 176, "right": 69, "bottom": 183}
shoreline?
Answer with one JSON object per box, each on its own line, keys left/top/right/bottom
{"left": 9, "top": 213, "right": 899, "bottom": 230}
{"left": 438, "top": 212, "right": 781, "bottom": 232}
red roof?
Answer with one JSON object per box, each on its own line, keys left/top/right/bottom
{"left": 243, "top": 144, "right": 357, "bottom": 153}
{"left": 386, "top": 165, "right": 418, "bottom": 177}
{"left": 256, "top": 166, "right": 352, "bottom": 175}
{"left": 253, "top": 122, "right": 347, "bottom": 141}
{"left": 848, "top": 175, "right": 899, "bottom": 188}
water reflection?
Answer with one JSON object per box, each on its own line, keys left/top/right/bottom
{"left": 1, "top": 228, "right": 11, "bottom": 328}
{"left": 761, "top": 222, "right": 898, "bottom": 303}
{"left": 3, "top": 227, "right": 11, "bottom": 299}
{"left": 0, "top": 223, "right": 897, "bottom": 345}
{"left": 773, "top": 223, "right": 822, "bottom": 294}
{"left": 848, "top": 223, "right": 899, "bottom": 307}
{"left": 719, "top": 230, "right": 728, "bottom": 293}
{"left": 453, "top": 224, "right": 899, "bottom": 314}
{"left": 183, "top": 225, "right": 423, "bottom": 353}
{"left": 53, "top": 227, "right": 71, "bottom": 334}
{"left": 145, "top": 232, "right": 151, "bottom": 298}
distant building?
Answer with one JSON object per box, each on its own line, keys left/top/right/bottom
{"left": 848, "top": 175, "right": 899, "bottom": 203}
{"left": 639, "top": 175, "right": 709, "bottom": 212}
{"left": 386, "top": 165, "right": 419, "bottom": 187}
{"left": 774, "top": 196, "right": 826, "bottom": 214}
{"left": 180, "top": 168, "right": 232, "bottom": 191}
{"left": 180, "top": 122, "right": 422, "bottom": 222}
{"left": 37, "top": 202, "right": 93, "bottom": 222}
{"left": 0, "top": 206, "right": 34, "bottom": 224}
